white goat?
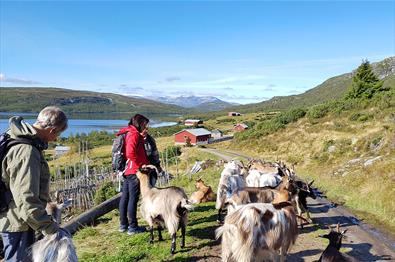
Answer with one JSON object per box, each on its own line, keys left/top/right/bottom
{"left": 215, "top": 161, "right": 245, "bottom": 223}
{"left": 137, "top": 165, "right": 193, "bottom": 254}
{"left": 245, "top": 169, "right": 282, "bottom": 188}
{"left": 31, "top": 200, "right": 77, "bottom": 262}
{"left": 216, "top": 202, "right": 298, "bottom": 262}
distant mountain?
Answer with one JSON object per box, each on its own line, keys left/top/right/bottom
{"left": 153, "top": 96, "right": 237, "bottom": 112}
{"left": 0, "top": 87, "right": 189, "bottom": 118}
{"left": 231, "top": 56, "right": 395, "bottom": 113}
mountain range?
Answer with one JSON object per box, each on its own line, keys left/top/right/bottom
{"left": 152, "top": 96, "right": 237, "bottom": 111}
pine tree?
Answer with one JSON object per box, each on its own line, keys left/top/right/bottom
{"left": 345, "top": 60, "right": 383, "bottom": 99}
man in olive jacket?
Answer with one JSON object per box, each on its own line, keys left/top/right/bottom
{"left": 0, "top": 106, "right": 68, "bottom": 262}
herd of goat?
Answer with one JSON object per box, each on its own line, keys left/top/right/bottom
{"left": 29, "top": 159, "right": 356, "bottom": 262}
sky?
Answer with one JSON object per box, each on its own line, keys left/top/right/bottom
{"left": 0, "top": 1, "right": 394, "bottom": 104}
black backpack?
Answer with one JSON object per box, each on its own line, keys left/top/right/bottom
{"left": 0, "top": 132, "right": 34, "bottom": 212}
{"left": 112, "top": 133, "right": 127, "bottom": 172}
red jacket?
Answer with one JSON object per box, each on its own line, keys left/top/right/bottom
{"left": 117, "top": 125, "right": 149, "bottom": 176}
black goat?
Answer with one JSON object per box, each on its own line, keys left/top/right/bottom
{"left": 319, "top": 224, "right": 359, "bottom": 262}
{"left": 294, "top": 180, "right": 316, "bottom": 224}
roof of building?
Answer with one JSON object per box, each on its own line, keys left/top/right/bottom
{"left": 174, "top": 128, "right": 212, "bottom": 137}
{"left": 211, "top": 129, "right": 223, "bottom": 134}
{"left": 54, "top": 146, "right": 71, "bottom": 151}
{"left": 184, "top": 119, "right": 202, "bottom": 122}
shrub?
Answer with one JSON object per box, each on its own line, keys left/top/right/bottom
{"left": 349, "top": 113, "right": 373, "bottom": 122}
{"left": 161, "top": 145, "right": 182, "bottom": 165}
{"left": 307, "top": 104, "right": 330, "bottom": 119}
{"left": 94, "top": 181, "right": 118, "bottom": 205}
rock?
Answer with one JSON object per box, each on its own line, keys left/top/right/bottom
{"left": 348, "top": 158, "right": 362, "bottom": 165}
{"left": 364, "top": 156, "right": 382, "bottom": 167}
{"left": 328, "top": 145, "right": 336, "bottom": 153}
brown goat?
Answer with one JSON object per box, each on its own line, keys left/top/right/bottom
{"left": 190, "top": 179, "right": 216, "bottom": 204}
{"left": 226, "top": 175, "right": 295, "bottom": 213}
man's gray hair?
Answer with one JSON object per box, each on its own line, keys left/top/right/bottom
{"left": 35, "top": 106, "right": 68, "bottom": 131}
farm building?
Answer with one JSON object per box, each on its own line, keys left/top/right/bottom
{"left": 211, "top": 129, "right": 223, "bottom": 139}
{"left": 234, "top": 123, "right": 249, "bottom": 132}
{"left": 228, "top": 112, "right": 242, "bottom": 116}
{"left": 54, "top": 145, "right": 71, "bottom": 158}
{"left": 174, "top": 128, "right": 212, "bottom": 145}
{"left": 184, "top": 119, "right": 203, "bottom": 127}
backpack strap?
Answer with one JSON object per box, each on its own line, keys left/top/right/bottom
{"left": 6, "top": 138, "right": 35, "bottom": 152}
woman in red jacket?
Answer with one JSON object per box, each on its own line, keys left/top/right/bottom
{"left": 117, "top": 114, "right": 150, "bottom": 235}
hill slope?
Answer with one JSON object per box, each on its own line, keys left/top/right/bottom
{"left": 0, "top": 87, "right": 189, "bottom": 117}
{"left": 231, "top": 56, "right": 395, "bottom": 113}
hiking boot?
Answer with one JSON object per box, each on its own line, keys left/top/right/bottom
{"left": 119, "top": 225, "right": 127, "bottom": 233}
{"left": 127, "top": 226, "right": 146, "bottom": 235}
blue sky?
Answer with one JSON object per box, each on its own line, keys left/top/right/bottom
{"left": 0, "top": 1, "right": 394, "bottom": 104}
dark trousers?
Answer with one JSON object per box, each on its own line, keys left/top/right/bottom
{"left": 0, "top": 228, "right": 35, "bottom": 262}
{"left": 119, "top": 175, "right": 140, "bottom": 229}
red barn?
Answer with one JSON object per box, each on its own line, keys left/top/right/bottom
{"left": 234, "top": 123, "right": 249, "bottom": 132}
{"left": 174, "top": 128, "right": 212, "bottom": 145}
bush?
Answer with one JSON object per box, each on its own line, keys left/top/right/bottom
{"left": 307, "top": 104, "right": 330, "bottom": 119}
{"left": 161, "top": 145, "right": 182, "bottom": 165}
{"left": 349, "top": 112, "right": 373, "bottom": 122}
{"left": 94, "top": 181, "right": 118, "bottom": 205}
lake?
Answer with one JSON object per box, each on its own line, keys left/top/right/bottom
{"left": 0, "top": 117, "right": 177, "bottom": 138}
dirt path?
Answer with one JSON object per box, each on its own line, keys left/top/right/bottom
{"left": 192, "top": 148, "right": 395, "bottom": 262}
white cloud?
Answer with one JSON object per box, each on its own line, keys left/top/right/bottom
{"left": 165, "top": 76, "right": 181, "bottom": 82}
{"left": 1, "top": 75, "right": 42, "bottom": 85}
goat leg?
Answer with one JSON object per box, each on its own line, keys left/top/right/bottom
{"left": 217, "top": 208, "right": 223, "bottom": 224}
{"left": 157, "top": 226, "right": 163, "bottom": 241}
{"left": 180, "top": 224, "right": 186, "bottom": 248}
{"left": 171, "top": 233, "right": 176, "bottom": 254}
{"left": 306, "top": 210, "right": 313, "bottom": 223}
{"left": 150, "top": 226, "right": 154, "bottom": 244}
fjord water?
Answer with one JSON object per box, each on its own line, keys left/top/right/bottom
{"left": 0, "top": 116, "right": 176, "bottom": 138}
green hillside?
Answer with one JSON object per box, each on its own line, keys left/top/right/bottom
{"left": 222, "top": 57, "right": 395, "bottom": 115}
{"left": 0, "top": 87, "right": 189, "bottom": 118}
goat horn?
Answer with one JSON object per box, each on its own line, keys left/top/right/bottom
{"left": 336, "top": 223, "right": 340, "bottom": 233}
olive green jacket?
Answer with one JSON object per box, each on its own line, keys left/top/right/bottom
{"left": 0, "top": 116, "right": 58, "bottom": 235}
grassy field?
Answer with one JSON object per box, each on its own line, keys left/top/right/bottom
{"left": 74, "top": 202, "right": 219, "bottom": 262}
{"left": 73, "top": 149, "right": 224, "bottom": 262}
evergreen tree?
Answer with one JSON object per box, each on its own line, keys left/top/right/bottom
{"left": 345, "top": 59, "right": 383, "bottom": 99}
